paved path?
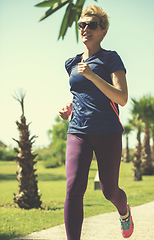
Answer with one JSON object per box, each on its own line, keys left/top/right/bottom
{"left": 12, "top": 201, "right": 154, "bottom": 240}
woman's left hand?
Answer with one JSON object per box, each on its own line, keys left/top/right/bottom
{"left": 78, "top": 59, "right": 94, "bottom": 79}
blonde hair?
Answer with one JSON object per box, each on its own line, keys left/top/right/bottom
{"left": 80, "top": 5, "right": 109, "bottom": 30}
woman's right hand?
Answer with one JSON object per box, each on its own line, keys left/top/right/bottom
{"left": 59, "top": 102, "right": 73, "bottom": 120}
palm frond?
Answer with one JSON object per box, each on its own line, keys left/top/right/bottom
{"left": 38, "top": 0, "right": 70, "bottom": 22}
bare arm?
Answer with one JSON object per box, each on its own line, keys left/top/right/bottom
{"left": 78, "top": 59, "right": 128, "bottom": 106}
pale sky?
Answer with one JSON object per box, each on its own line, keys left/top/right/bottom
{"left": 0, "top": 0, "right": 154, "bottom": 148}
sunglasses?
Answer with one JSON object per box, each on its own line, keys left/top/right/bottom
{"left": 78, "top": 21, "right": 102, "bottom": 30}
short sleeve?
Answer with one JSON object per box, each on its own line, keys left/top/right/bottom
{"left": 106, "top": 51, "right": 126, "bottom": 74}
{"left": 65, "top": 58, "right": 74, "bottom": 76}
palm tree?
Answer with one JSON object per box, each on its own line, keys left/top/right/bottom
{"left": 150, "top": 123, "right": 154, "bottom": 163}
{"left": 35, "top": 0, "right": 97, "bottom": 41}
{"left": 123, "top": 124, "right": 132, "bottom": 162}
{"left": 13, "top": 90, "right": 42, "bottom": 209}
{"left": 129, "top": 116, "right": 144, "bottom": 181}
{"left": 131, "top": 95, "right": 154, "bottom": 175}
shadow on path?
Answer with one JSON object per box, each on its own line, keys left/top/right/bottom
{"left": 0, "top": 233, "right": 21, "bottom": 240}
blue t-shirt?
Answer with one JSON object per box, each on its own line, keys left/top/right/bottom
{"left": 65, "top": 48, "right": 126, "bottom": 135}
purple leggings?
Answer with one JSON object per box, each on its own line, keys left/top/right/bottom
{"left": 64, "top": 132, "right": 127, "bottom": 240}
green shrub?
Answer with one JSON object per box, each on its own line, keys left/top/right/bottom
{"left": 43, "top": 152, "right": 62, "bottom": 168}
{"left": 0, "top": 149, "right": 3, "bottom": 159}
{"left": 35, "top": 147, "right": 63, "bottom": 168}
{"left": 0, "top": 147, "right": 16, "bottom": 161}
{"left": 44, "top": 157, "right": 61, "bottom": 168}
{"left": 35, "top": 147, "right": 52, "bottom": 161}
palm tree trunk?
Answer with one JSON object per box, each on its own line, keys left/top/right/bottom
{"left": 13, "top": 115, "right": 42, "bottom": 209}
{"left": 123, "top": 135, "right": 130, "bottom": 162}
{"left": 133, "top": 140, "right": 142, "bottom": 181}
{"left": 141, "top": 126, "right": 153, "bottom": 175}
{"left": 13, "top": 91, "right": 42, "bottom": 209}
{"left": 151, "top": 136, "right": 154, "bottom": 163}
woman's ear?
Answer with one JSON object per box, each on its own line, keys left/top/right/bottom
{"left": 103, "top": 29, "right": 107, "bottom": 37}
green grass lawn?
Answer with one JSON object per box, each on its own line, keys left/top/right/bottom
{"left": 0, "top": 160, "right": 154, "bottom": 240}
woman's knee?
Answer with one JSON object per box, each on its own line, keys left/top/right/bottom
{"left": 66, "top": 179, "right": 87, "bottom": 200}
{"left": 103, "top": 187, "right": 119, "bottom": 201}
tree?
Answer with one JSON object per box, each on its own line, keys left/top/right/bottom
{"left": 35, "top": 0, "right": 97, "bottom": 41}
{"left": 150, "top": 123, "right": 154, "bottom": 163}
{"left": 129, "top": 116, "right": 144, "bottom": 181}
{"left": 131, "top": 95, "right": 154, "bottom": 175}
{"left": 48, "top": 115, "right": 69, "bottom": 165}
{"left": 13, "top": 90, "right": 42, "bottom": 209}
{"left": 123, "top": 124, "right": 132, "bottom": 162}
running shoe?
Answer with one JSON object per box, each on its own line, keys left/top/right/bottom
{"left": 119, "top": 204, "right": 134, "bottom": 238}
